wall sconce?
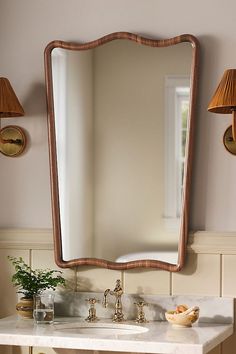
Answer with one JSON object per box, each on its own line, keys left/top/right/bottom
{"left": 208, "top": 69, "right": 236, "bottom": 155}
{"left": 0, "top": 77, "right": 26, "bottom": 157}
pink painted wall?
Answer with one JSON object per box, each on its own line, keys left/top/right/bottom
{"left": 0, "top": 0, "right": 235, "bottom": 231}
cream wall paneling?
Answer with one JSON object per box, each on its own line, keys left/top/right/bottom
{"left": 124, "top": 269, "right": 171, "bottom": 295}
{"left": 222, "top": 255, "right": 236, "bottom": 296}
{"left": 172, "top": 253, "right": 221, "bottom": 296}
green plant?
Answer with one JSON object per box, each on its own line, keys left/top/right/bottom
{"left": 8, "top": 256, "right": 65, "bottom": 298}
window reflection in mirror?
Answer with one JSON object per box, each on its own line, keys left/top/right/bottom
{"left": 164, "top": 77, "right": 190, "bottom": 231}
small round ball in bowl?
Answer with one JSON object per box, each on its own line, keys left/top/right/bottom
{"left": 165, "top": 305, "right": 199, "bottom": 327}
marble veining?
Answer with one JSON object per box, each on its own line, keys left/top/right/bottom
{"left": 54, "top": 293, "right": 234, "bottom": 324}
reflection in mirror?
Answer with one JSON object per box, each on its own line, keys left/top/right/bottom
{"left": 45, "top": 33, "right": 199, "bottom": 270}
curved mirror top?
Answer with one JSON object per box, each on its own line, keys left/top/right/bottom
{"left": 45, "top": 33, "right": 199, "bottom": 270}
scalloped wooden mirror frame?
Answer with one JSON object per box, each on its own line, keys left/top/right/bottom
{"left": 44, "top": 32, "right": 199, "bottom": 271}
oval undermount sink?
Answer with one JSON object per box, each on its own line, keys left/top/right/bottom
{"left": 54, "top": 322, "right": 148, "bottom": 336}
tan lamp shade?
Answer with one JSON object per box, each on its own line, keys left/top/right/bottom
{"left": 0, "top": 77, "right": 24, "bottom": 117}
{"left": 208, "top": 69, "right": 236, "bottom": 153}
{"left": 208, "top": 69, "right": 236, "bottom": 113}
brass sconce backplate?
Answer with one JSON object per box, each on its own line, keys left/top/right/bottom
{"left": 0, "top": 125, "right": 26, "bottom": 157}
{"left": 223, "top": 125, "right": 236, "bottom": 155}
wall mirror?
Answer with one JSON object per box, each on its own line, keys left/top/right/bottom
{"left": 44, "top": 32, "right": 199, "bottom": 271}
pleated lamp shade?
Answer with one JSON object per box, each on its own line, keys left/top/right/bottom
{"left": 208, "top": 69, "right": 236, "bottom": 154}
{"left": 0, "top": 77, "right": 24, "bottom": 118}
{"left": 208, "top": 69, "right": 236, "bottom": 113}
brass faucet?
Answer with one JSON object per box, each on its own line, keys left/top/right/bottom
{"left": 103, "top": 279, "right": 124, "bottom": 322}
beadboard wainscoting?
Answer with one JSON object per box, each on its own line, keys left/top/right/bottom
{"left": 0, "top": 229, "right": 236, "bottom": 354}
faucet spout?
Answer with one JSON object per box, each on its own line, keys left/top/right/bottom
{"left": 103, "top": 280, "right": 124, "bottom": 322}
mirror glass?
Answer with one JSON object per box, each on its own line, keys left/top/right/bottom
{"left": 45, "top": 33, "right": 199, "bottom": 270}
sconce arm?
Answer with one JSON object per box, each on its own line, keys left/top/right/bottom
{"left": 232, "top": 110, "right": 236, "bottom": 141}
{"left": 0, "top": 135, "right": 22, "bottom": 145}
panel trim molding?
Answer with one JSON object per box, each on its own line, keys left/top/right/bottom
{"left": 0, "top": 229, "right": 53, "bottom": 249}
{"left": 0, "top": 229, "right": 236, "bottom": 254}
{"left": 188, "top": 231, "right": 236, "bottom": 254}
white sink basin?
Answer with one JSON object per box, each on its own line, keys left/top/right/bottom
{"left": 54, "top": 322, "right": 148, "bottom": 336}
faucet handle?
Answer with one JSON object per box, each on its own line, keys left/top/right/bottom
{"left": 134, "top": 301, "right": 149, "bottom": 323}
{"left": 114, "top": 279, "right": 122, "bottom": 290}
{"left": 103, "top": 289, "right": 111, "bottom": 308}
{"left": 85, "top": 298, "right": 100, "bottom": 322}
{"left": 86, "top": 298, "right": 100, "bottom": 305}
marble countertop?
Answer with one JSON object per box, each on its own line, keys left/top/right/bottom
{"left": 0, "top": 316, "right": 233, "bottom": 354}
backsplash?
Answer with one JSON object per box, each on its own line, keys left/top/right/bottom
{"left": 54, "top": 292, "right": 234, "bottom": 324}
